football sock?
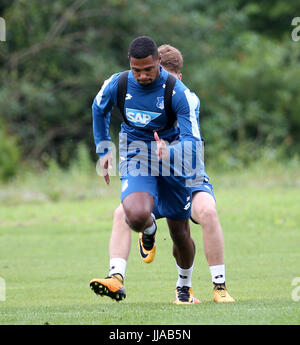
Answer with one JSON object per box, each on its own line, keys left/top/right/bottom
{"left": 143, "top": 213, "right": 156, "bottom": 235}
{"left": 109, "top": 258, "right": 127, "bottom": 280}
{"left": 176, "top": 263, "right": 194, "bottom": 288}
{"left": 209, "top": 264, "right": 225, "bottom": 285}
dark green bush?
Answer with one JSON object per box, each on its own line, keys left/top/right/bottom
{"left": 0, "top": 127, "right": 20, "bottom": 181}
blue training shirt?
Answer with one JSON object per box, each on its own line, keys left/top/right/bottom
{"left": 92, "top": 66, "right": 205, "bottom": 181}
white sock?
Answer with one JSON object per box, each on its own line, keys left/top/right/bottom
{"left": 176, "top": 263, "right": 194, "bottom": 288}
{"left": 109, "top": 258, "right": 127, "bottom": 280}
{"left": 209, "top": 264, "right": 225, "bottom": 284}
{"left": 143, "top": 213, "right": 156, "bottom": 235}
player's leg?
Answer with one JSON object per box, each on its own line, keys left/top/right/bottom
{"left": 168, "top": 218, "right": 195, "bottom": 269}
{"left": 120, "top": 175, "right": 157, "bottom": 232}
{"left": 158, "top": 174, "right": 200, "bottom": 304}
{"left": 123, "top": 191, "right": 158, "bottom": 263}
{"left": 89, "top": 205, "right": 129, "bottom": 302}
{"left": 191, "top": 190, "right": 234, "bottom": 302}
{"left": 90, "top": 176, "right": 157, "bottom": 302}
{"left": 122, "top": 191, "right": 154, "bottom": 232}
{"left": 120, "top": 174, "right": 158, "bottom": 263}
{"left": 167, "top": 218, "right": 200, "bottom": 304}
{"left": 109, "top": 204, "right": 131, "bottom": 261}
{"left": 191, "top": 191, "right": 224, "bottom": 266}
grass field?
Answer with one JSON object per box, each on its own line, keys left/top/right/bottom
{"left": 0, "top": 160, "right": 299, "bottom": 325}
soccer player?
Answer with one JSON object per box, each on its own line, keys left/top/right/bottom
{"left": 91, "top": 43, "right": 235, "bottom": 304}
{"left": 90, "top": 36, "right": 203, "bottom": 304}
{"left": 158, "top": 45, "right": 234, "bottom": 302}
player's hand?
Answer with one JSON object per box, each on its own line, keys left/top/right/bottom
{"left": 100, "top": 152, "right": 113, "bottom": 185}
{"left": 154, "top": 131, "right": 168, "bottom": 161}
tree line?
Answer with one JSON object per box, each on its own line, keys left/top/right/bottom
{"left": 0, "top": 0, "right": 299, "bottom": 180}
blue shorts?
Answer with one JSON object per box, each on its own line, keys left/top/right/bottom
{"left": 120, "top": 174, "right": 192, "bottom": 220}
{"left": 191, "top": 182, "right": 215, "bottom": 201}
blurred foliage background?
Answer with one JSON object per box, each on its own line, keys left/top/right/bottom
{"left": 0, "top": 0, "right": 300, "bottom": 182}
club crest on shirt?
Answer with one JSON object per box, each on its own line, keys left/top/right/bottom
{"left": 156, "top": 96, "right": 164, "bottom": 110}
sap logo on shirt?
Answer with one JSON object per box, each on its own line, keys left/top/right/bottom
{"left": 125, "top": 108, "right": 161, "bottom": 127}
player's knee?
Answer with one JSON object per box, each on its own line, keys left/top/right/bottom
{"left": 125, "top": 209, "right": 150, "bottom": 232}
{"left": 194, "top": 204, "right": 218, "bottom": 227}
{"left": 113, "top": 204, "right": 125, "bottom": 222}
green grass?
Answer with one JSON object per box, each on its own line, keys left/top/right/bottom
{"left": 0, "top": 159, "right": 299, "bottom": 325}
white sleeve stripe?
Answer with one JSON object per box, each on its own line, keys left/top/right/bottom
{"left": 95, "top": 74, "right": 115, "bottom": 106}
{"left": 184, "top": 89, "right": 201, "bottom": 139}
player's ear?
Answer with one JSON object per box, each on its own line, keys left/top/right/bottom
{"left": 178, "top": 73, "right": 182, "bottom": 80}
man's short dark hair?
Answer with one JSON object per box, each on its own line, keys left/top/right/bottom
{"left": 128, "top": 36, "right": 158, "bottom": 60}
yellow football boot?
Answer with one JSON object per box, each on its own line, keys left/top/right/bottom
{"left": 138, "top": 229, "right": 156, "bottom": 263}
{"left": 173, "top": 286, "right": 201, "bottom": 305}
{"left": 90, "top": 274, "right": 126, "bottom": 302}
{"left": 213, "top": 283, "right": 235, "bottom": 303}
